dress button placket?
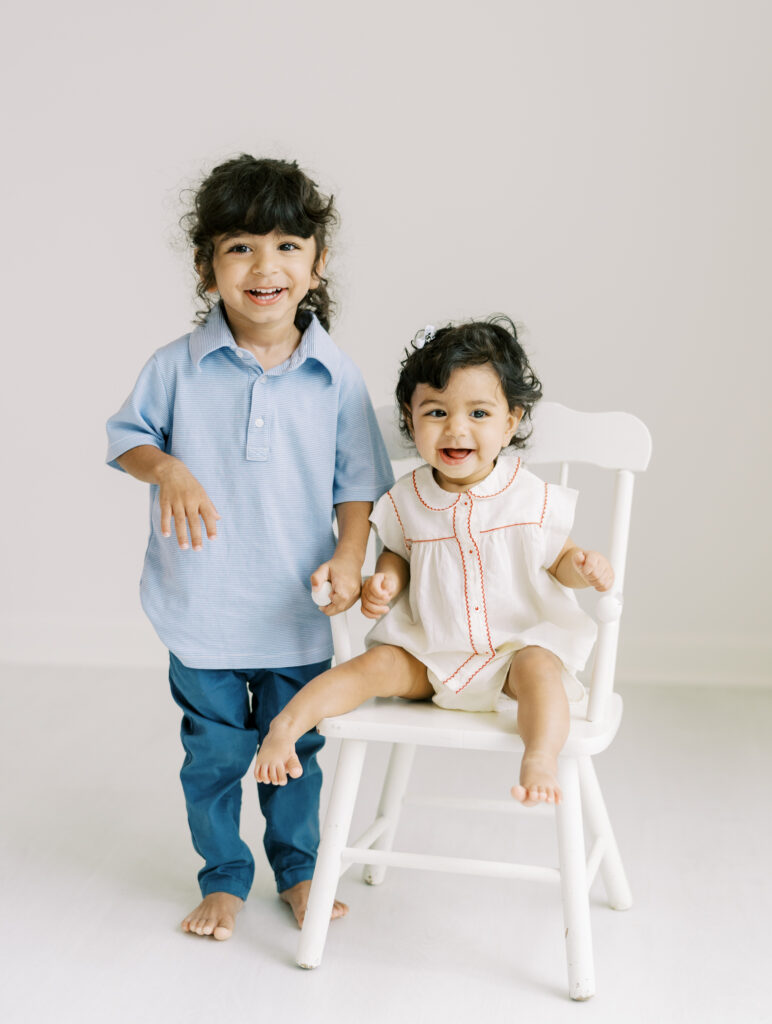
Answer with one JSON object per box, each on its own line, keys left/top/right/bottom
{"left": 457, "top": 495, "right": 489, "bottom": 659}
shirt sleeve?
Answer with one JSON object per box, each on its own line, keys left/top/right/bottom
{"left": 541, "top": 483, "right": 578, "bottom": 568}
{"left": 105, "top": 355, "right": 171, "bottom": 471}
{"left": 332, "top": 360, "right": 395, "bottom": 504}
{"left": 370, "top": 490, "right": 409, "bottom": 562}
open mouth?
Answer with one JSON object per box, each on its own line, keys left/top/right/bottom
{"left": 246, "top": 287, "right": 285, "bottom": 305}
{"left": 439, "top": 448, "right": 474, "bottom": 465}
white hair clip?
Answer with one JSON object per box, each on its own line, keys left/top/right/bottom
{"left": 414, "top": 324, "right": 436, "bottom": 349}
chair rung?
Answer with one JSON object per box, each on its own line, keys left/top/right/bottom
{"left": 349, "top": 816, "right": 389, "bottom": 852}
{"left": 341, "top": 846, "right": 560, "bottom": 883}
{"left": 585, "top": 836, "right": 607, "bottom": 888}
{"left": 405, "top": 795, "right": 552, "bottom": 816}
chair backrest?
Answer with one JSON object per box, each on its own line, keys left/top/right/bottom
{"left": 375, "top": 402, "right": 652, "bottom": 723}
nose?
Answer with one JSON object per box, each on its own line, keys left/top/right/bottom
{"left": 443, "top": 414, "right": 468, "bottom": 443}
{"left": 251, "top": 247, "right": 276, "bottom": 277}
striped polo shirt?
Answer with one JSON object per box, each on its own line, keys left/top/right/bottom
{"left": 106, "top": 304, "right": 394, "bottom": 668}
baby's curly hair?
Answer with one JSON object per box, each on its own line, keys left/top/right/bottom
{"left": 395, "top": 316, "right": 543, "bottom": 449}
{"left": 182, "top": 154, "right": 338, "bottom": 329}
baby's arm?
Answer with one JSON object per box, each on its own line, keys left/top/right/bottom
{"left": 361, "top": 549, "right": 410, "bottom": 619}
{"left": 311, "top": 501, "right": 372, "bottom": 615}
{"left": 548, "top": 539, "right": 614, "bottom": 591}
{"left": 116, "top": 446, "right": 220, "bottom": 551}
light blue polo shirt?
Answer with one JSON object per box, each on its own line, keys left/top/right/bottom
{"left": 106, "top": 304, "right": 394, "bottom": 669}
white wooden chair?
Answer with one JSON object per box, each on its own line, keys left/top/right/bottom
{"left": 297, "top": 402, "right": 652, "bottom": 1000}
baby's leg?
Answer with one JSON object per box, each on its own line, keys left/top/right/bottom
{"left": 255, "top": 645, "right": 432, "bottom": 785}
{"left": 504, "top": 646, "right": 570, "bottom": 806}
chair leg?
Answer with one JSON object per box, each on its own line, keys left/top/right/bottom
{"left": 296, "top": 738, "right": 367, "bottom": 969}
{"left": 363, "top": 742, "right": 416, "bottom": 886}
{"left": 578, "top": 756, "right": 633, "bottom": 910}
{"left": 555, "top": 757, "right": 595, "bottom": 1001}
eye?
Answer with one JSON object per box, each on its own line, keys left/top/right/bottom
{"left": 425, "top": 409, "right": 446, "bottom": 418}
{"left": 227, "top": 243, "right": 251, "bottom": 254}
{"left": 279, "top": 241, "right": 301, "bottom": 251}
{"left": 470, "top": 409, "right": 489, "bottom": 419}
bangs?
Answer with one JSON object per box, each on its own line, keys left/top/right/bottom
{"left": 203, "top": 163, "right": 326, "bottom": 241}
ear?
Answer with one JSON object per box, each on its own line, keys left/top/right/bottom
{"left": 195, "top": 254, "right": 218, "bottom": 295}
{"left": 506, "top": 406, "right": 524, "bottom": 443}
{"left": 309, "top": 246, "right": 328, "bottom": 290}
{"left": 402, "top": 403, "right": 415, "bottom": 439}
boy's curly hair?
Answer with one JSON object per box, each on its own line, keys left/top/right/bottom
{"left": 395, "top": 316, "right": 543, "bottom": 449}
{"left": 182, "top": 155, "right": 338, "bottom": 329}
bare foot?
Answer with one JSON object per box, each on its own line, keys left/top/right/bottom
{"left": 280, "top": 879, "right": 349, "bottom": 929}
{"left": 181, "top": 892, "right": 244, "bottom": 940}
{"left": 511, "top": 751, "right": 562, "bottom": 806}
{"left": 255, "top": 725, "right": 303, "bottom": 785}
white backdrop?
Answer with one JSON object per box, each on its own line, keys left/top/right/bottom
{"left": 1, "top": 0, "right": 769, "bottom": 684}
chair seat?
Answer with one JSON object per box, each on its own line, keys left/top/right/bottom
{"left": 318, "top": 692, "right": 623, "bottom": 757}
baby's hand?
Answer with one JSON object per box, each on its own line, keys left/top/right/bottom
{"left": 157, "top": 460, "right": 220, "bottom": 551}
{"left": 361, "top": 572, "right": 401, "bottom": 619}
{"left": 571, "top": 550, "right": 614, "bottom": 592}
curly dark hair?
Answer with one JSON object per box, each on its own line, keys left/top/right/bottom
{"left": 182, "top": 154, "right": 338, "bottom": 329}
{"left": 395, "top": 316, "right": 543, "bottom": 449}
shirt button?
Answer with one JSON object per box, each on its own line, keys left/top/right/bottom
{"left": 259, "top": 375, "right": 267, "bottom": 384}
{"left": 254, "top": 418, "right": 264, "bottom": 427}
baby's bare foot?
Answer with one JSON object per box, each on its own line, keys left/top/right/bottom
{"left": 255, "top": 725, "right": 303, "bottom": 786}
{"left": 181, "top": 892, "right": 243, "bottom": 940}
{"left": 280, "top": 879, "right": 349, "bottom": 929}
{"left": 511, "top": 751, "right": 562, "bottom": 806}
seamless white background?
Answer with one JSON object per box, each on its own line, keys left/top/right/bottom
{"left": 1, "top": 0, "right": 770, "bottom": 684}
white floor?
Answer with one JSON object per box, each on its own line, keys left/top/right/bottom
{"left": 0, "top": 664, "right": 769, "bottom": 1024}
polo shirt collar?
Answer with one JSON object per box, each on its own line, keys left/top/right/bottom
{"left": 188, "top": 303, "right": 341, "bottom": 382}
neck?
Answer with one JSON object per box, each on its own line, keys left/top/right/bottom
{"left": 223, "top": 307, "right": 303, "bottom": 370}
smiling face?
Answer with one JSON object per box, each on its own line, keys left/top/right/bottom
{"left": 407, "top": 364, "right": 522, "bottom": 492}
{"left": 209, "top": 230, "right": 326, "bottom": 341}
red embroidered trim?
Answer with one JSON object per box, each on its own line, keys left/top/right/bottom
{"left": 468, "top": 502, "right": 494, "bottom": 654}
{"left": 468, "top": 458, "right": 521, "bottom": 499}
{"left": 387, "top": 492, "right": 409, "bottom": 551}
{"left": 412, "top": 469, "right": 461, "bottom": 512}
{"left": 405, "top": 535, "right": 455, "bottom": 544}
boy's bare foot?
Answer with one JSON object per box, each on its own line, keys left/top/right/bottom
{"left": 511, "top": 751, "right": 562, "bottom": 806}
{"left": 254, "top": 725, "right": 303, "bottom": 785}
{"left": 280, "top": 879, "right": 349, "bottom": 929}
{"left": 181, "top": 892, "right": 243, "bottom": 940}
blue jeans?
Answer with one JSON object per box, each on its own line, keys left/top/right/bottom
{"left": 168, "top": 654, "right": 330, "bottom": 900}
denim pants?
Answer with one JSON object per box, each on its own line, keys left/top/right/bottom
{"left": 168, "top": 653, "right": 330, "bottom": 900}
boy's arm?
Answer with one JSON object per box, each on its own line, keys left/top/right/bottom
{"left": 548, "top": 538, "right": 614, "bottom": 592}
{"left": 117, "top": 445, "right": 220, "bottom": 551}
{"left": 311, "top": 500, "right": 373, "bottom": 615}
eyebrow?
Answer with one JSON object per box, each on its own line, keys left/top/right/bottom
{"left": 416, "top": 397, "right": 498, "bottom": 409}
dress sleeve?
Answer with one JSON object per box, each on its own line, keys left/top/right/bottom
{"left": 105, "top": 355, "right": 171, "bottom": 471}
{"left": 333, "top": 360, "right": 394, "bottom": 504}
{"left": 541, "top": 483, "right": 578, "bottom": 568}
{"left": 370, "top": 490, "right": 409, "bottom": 563}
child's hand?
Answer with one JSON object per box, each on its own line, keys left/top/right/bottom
{"left": 157, "top": 460, "right": 220, "bottom": 551}
{"left": 361, "top": 572, "right": 401, "bottom": 619}
{"left": 311, "top": 554, "right": 362, "bottom": 616}
{"left": 571, "top": 550, "right": 614, "bottom": 592}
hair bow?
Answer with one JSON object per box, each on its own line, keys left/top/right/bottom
{"left": 414, "top": 325, "right": 436, "bottom": 349}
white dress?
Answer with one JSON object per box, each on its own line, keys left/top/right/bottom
{"left": 366, "top": 454, "right": 597, "bottom": 712}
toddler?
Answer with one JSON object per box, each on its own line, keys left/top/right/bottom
{"left": 106, "top": 155, "right": 393, "bottom": 938}
{"left": 255, "top": 317, "right": 613, "bottom": 805}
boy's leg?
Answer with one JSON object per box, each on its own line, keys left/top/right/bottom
{"left": 168, "top": 654, "right": 258, "bottom": 937}
{"left": 504, "top": 646, "right": 570, "bottom": 806}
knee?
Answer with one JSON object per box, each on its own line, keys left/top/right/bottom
{"left": 510, "top": 646, "right": 562, "bottom": 685}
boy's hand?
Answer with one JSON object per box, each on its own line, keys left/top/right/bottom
{"left": 361, "top": 571, "right": 401, "bottom": 619}
{"left": 311, "top": 554, "right": 362, "bottom": 616}
{"left": 157, "top": 460, "right": 220, "bottom": 551}
{"left": 571, "top": 550, "right": 614, "bottom": 592}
